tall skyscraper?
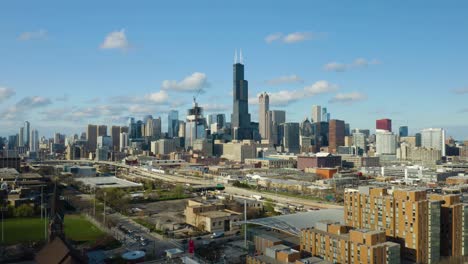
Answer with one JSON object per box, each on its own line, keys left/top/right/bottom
{"left": 258, "top": 92, "right": 269, "bottom": 140}
{"left": 178, "top": 121, "right": 186, "bottom": 138}
{"left": 266, "top": 110, "right": 286, "bottom": 145}
{"left": 312, "top": 105, "right": 322, "bottom": 123}
{"left": 98, "top": 125, "right": 107, "bottom": 137}
{"left": 321, "top": 107, "right": 330, "bottom": 122}
{"left": 119, "top": 132, "right": 128, "bottom": 151}
{"left": 421, "top": 128, "right": 446, "bottom": 156}
{"left": 283, "top": 122, "right": 300, "bottom": 154}
{"left": 128, "top": 117, "right": 135, "bottom": 139}
{"left": 376, "top": 130, "right": 396, "bottom": 154}
{"left": 208, "top": 114, "right": 226, "bottom": 130}
{"left": 300, "top": 118, "right": 313, "bottom": 137}
{"left": 168, "top": 110, "right": 179, "bottom": 138}
{"left": 24, "top": 121, "right": 30, "bottom": 148}
{"left": 186, "top": 101, "right": 206, "bottom": 148}
{"left": 328, "top": 119, "right": 345, "bottom": 153}
{"left": 111, "top": 126, "right": 120, "bottom": 151}
{"left": 352, "top": 132, "right": 366, "bottom": 155}
{"left": 415, "top": 132, "right": 422, "bottom": 147}
{"left": 18, "top": 127, "right": 24, "bottom": 147}
{"left": 30, "top": 129, "right": 39, "bottom": 152}
{"left": 376, "top": 118, "right": 392, "bottom": 132}
{"left": 87, "top": 124, "right": 98, "bottom": 151}
{"left": 399, "top": 126, "right": 409, "bottom": 137}
{"left": 231, "top": 51, "right": 252, "bottom": 140}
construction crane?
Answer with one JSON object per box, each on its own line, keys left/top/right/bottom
{"left": 192, "top": 86, "right": 203, "bottom": 105}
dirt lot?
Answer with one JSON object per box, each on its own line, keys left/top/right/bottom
{"left": 131, "top": 199, "right": 189, "bottom": 233}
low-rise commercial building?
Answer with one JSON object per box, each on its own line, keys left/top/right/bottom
{"left": 184, "top": 200, "right": 242, "bottom": 233}
{"left": 297, "top": 153, "right": 341, "bottom": 171}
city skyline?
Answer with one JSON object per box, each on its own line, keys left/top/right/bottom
{"left": 1, "top": 1, "right": 468, "bottom": 138}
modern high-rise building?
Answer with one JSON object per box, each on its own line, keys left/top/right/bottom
{"left": 300, "top": 118, "right": 313, "bottom": 137}
{"left": 186, "top": 101, "right": 206, "bottom": 148}
{"left": 312, "top": 105, "right": 321, "bottom": 123}
{"left": 321, "top": 107, "right": 330, "bottom": 122}
{"left": 328, "top": 119, "right": 345, "bottom": 153}
{"left": 352, "top": 132, "right": 366, "bottom": 155}
{"left": 208, "top": 113, "right": 226, "bottom": 132}
{"left": 415, "top": 132, "right": 422, "bottom": 147}
{"left": 376, "top": 118, "right": 392, "bottom": 132}
{"left": 127, "top": 117, "right": 135, "bottom": 138}
{"left": 258, "top": 92, "right": 269, "bottom": 140}
{"left": 24, "top": 121, "right": 30, "bottom": 148}
{"left": 375, "top": 130, "right": 396, "bottom": 155}
{"left": 178, "top": 121, "right": 186, "bottom": 138}
{"left": 421, "top": 128, "right": 446, "bottom": 156}
{"left": 30, "top": 129, "right": 39, "bottom": 152}
{"left": 266, "top": 110, "right": 286, "bottom": 145}
{"left": 119, "top": 132, "right": 128, "bottom": 151}
{"left": 18, "top": 127, "right": 24, "bottom": 147}
{"left": 399, "top": 126, "right": 409, "bottom": 137}
{"left": 111, "top": 126, "right": 120, "bottom": 151}
{"left": 98, "top": 125, "right": 107, "bottom": 137}
{"left": 231, "top": 51, "right": 252, "bottom": 140}
{"left": 87, "top": 124, "right": 98, "bottom": 152}
{"left": 283, "top": 122, "right": 300, "bottom": 154}
{"left": 344, "top": 187, "right": 441, "bottom": 263}
{"left": 168, "top": 110, "right": 179, "bottom": 138}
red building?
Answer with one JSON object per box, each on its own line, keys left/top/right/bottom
{"left": 376, "top": 118, "right": 392, "bottom": 132}
{"left": 328, "top": 119, "right": 345, "bottom": 153}
{"left": 297, "top": 153, "right": 342, "bottom": 170}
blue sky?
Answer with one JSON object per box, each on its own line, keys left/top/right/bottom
{"left": 1, "top": 1, "right": 467, "bottom": 139}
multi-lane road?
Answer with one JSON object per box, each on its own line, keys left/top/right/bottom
{"left": 35, "top": 159, "right": 343, "bottom": 209}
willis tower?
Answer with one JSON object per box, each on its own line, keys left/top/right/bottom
{"left": 231, "top": 50, "right": 253, "bottom": 140}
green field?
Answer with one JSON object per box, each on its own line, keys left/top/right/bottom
{"left": 2, "top": 215, "right": 106, "bottom": 245}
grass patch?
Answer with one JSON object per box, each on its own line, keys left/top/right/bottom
{"left": 2, "top": 217, "right": 48, "bottom": 245}
{"left": 2, "top": 215, "right": 105, "bottom": 245}
{"left": 64, "top": 215, "right": 105, "bottom": 242}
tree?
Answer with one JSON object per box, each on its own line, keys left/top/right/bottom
{"left": 173, "top": 184, "right": 185, "bottom": 198}
{"left": 14, "top": 204, "right": 35, "bottom": 217}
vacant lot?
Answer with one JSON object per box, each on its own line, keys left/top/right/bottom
{"left": 3, "top": 214, "right": 105, "bottom": 245}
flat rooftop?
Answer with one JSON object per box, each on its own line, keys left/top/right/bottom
{"left": 75, "top": 176, "right": 142, "bottom": 189}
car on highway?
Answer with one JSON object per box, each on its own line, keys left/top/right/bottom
{"left": 211, "top": 232, "right": 224, "bottom": 239}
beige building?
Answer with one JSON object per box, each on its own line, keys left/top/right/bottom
{"left": 184, "top": 200, "right": 242, "bottom": 233}
{"left": 219, "top": 140, "right": 257, "bottom": 163}
{"left": 300, "top": 221, "right": 400, "bottom": 264}
{"left": 344, "top": 187, "right": 441, "bottom": 263}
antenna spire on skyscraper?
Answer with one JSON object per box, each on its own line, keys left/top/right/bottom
{"left": 240, "top": 49, "right": 243, "bottom": 64}
{"left": 234, "top": 49, "right": 237, "bottom": 64}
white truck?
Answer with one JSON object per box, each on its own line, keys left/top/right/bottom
{"left": 251, "top": 194, "right": 263, "bottom": 201}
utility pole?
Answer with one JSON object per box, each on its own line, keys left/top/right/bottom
{"left": 93, "top": 187, "right": 96, "bottom": 217}
{"left": 244, "top": 199, "right": 247, "bottom": 249}
{"left": 40, "top": 186, "right": 43, "bottom": 220}
{"left": 103, "top": 192, "right": 106, "bottom": 226}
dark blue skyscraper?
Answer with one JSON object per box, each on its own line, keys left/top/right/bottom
{"left": 231, "top": 51, "right": 252, "bottom": 140}
{"left": 399, "top": 126, "right": 409, "bottom": 137}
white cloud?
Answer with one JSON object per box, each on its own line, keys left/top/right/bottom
{"left": 100, "top": 29, "right": 130, "bottom": 50}
{"left": 265, "top": 31, "right": 317, "bottom": 44}
{"left": 266, "top": 75, "right": 303, "bottom": 85}
{"left": 1, "top": 96, "right": 52, "bottom": 120}
{"left": 304, "top": 80, "right": 338, "bottom": 95}
{"left": 283, "top": 32, "right": 312, "bottom": 43}
{"left": 265, "top": 33, "right": 283, "bottom": 43}
{"left": 324, "top": 58, "right": 380, "bottom": 72}
{"left": 329, "top": 92, "right": 367, "bottom": 104}
{"left": 148, "top": 90, "right": 169, "bottom": 103}
{"left": 251, "top": 80, "right": 338, "bottom": 106}
{"left": 18, "top": 29, "right": 47, "bottom": 41}
{"left": 161, "top": 72, "right": 209, "bottom": 92}
{"left": 0, "top": 87, "right": 15, "bottom": 102}
{"left": 452, "top": 87, "right": 468, "bottom": 95}
{"left": 324, "top": 62, "right": 347, "bottom": 72}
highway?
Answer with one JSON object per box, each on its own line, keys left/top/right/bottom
{"left": 34, "top": 159, "right": 343, "bottom": 209}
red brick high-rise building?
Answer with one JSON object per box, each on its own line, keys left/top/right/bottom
{"left": 376, "top": 118, "right": 392, "bottom": 132}
{"left": 328, "top": 119, "right": 345, "bottom": 153}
